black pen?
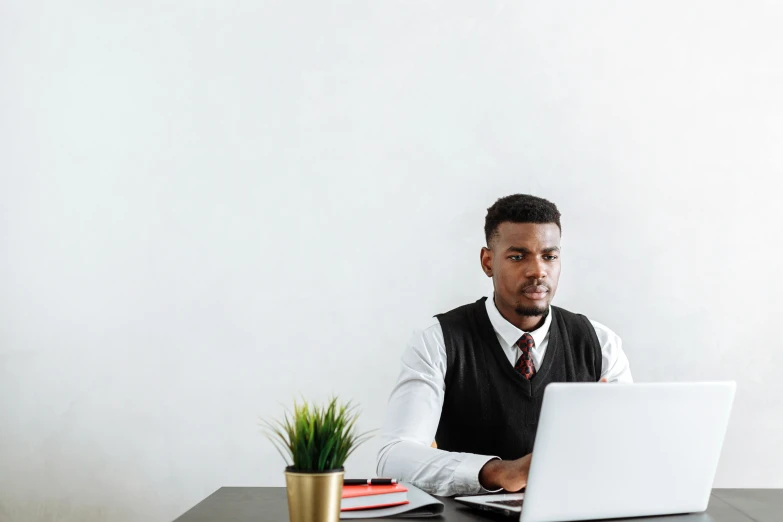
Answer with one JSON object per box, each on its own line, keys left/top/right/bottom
{"left": 343, "top": 478, "right": 397, "bottom": 486}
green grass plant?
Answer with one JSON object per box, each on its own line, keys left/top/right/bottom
{"left": 262, "top": 397, "right": 374, "bottom": 471}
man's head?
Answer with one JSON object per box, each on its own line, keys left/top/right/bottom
{"left": 480, "top": 194, "right": 562, "bottom": 319}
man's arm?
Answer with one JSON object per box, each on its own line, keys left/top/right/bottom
{"left": 591, "top": 320, "right": 634, "bottom": 383}
{"left": 376, "top": 321, "right": 500, "bottom": 496}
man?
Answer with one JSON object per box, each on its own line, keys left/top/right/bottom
{"left": 376, "top": 194, "right": 633, "bottom": 497}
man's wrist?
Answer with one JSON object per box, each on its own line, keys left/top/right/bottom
{"left": 478, "top": 458, "right": 506, "bottom": 490}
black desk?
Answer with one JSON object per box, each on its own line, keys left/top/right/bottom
{"left": 173, "top": 487, "right": 782, "bottom": 522}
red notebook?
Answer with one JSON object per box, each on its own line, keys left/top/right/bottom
{"left": 340, "top": 484, "right": 410, "bottom": 511}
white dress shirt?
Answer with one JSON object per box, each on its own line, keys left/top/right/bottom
{"left": 376, "top": 296, "right": 633, "bottom": 497}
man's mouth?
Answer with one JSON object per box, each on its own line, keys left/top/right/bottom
{"left": 522, "top": 286, "right": 549, "bottom": 300}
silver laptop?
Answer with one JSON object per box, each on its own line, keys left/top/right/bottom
{"left": 455, "top": 382, "right": 736, "bottom": 521}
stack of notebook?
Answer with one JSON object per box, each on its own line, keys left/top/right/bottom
{"left": 341, "top": 483, "right": 409, "bottom": 511}
{"left": 340, "top": 481, "right": 444, "bottom": 519}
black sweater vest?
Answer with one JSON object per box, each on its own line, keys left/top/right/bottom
{"left": 434, "top": 297, "right": 601, "bottom": 460}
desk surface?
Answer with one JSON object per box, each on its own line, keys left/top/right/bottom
{"left": 173, "top": 487, "right": 782, "bottom": 522}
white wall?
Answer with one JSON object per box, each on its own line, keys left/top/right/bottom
{"left": 2, "top": 1, "right": 782, "bottom": 521}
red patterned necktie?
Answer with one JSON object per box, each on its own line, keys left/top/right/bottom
{"left": 514, "top": 333, "right": 536, "bottom": 379}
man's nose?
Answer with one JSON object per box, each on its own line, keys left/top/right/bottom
{"left": 526, "top": 259, "right": 548, "bottom": 280}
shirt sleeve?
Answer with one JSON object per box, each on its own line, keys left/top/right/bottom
{"left": 590, "top": 319, "right": 634, "bottom": 383}
{"left": 376, "top": 320, "right": 501, "bottom": 496}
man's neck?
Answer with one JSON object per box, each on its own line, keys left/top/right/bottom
{"left": 494, "top": 296, "right": 549, "bottom": 332}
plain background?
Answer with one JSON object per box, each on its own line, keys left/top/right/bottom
{"left": 2, "top": 1, "right": 782, "bottom": 521}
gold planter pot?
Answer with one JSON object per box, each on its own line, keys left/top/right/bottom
{"left": 284, "top": 466, "right": 344, "bottom": 522}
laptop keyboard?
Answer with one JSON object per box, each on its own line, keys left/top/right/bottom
{"left": 488, "top": 499, "right": 524, "bottom": 507}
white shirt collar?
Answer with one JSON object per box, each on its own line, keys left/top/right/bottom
{"left": 484, "top": 294, "right": 553, "bottom": 350}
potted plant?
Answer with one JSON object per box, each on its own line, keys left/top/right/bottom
{"left": 263, "top": 397, "right": 373, "bottom": 522}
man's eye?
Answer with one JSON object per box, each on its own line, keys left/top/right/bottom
{"left": 509, "top": 255, "right": 523, "bottom": 261}
{"left": 545, "top": 256, "right": 558, "bottom": 261}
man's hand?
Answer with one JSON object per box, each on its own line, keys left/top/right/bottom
{"left": 479, "top": 453, "right": 532, "bottom": 492}
{"left": 600, "top": 377, "right": 608, "bottom": 383}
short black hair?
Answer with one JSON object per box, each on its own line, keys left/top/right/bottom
{"left": 484, "top": 194, "right": 562, "bottom": 247}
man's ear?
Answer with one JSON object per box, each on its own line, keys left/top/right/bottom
{"left": 480, "top": 247, "right": 493, "bottom": 277}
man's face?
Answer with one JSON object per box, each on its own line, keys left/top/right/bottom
{"left": 481, "top": 222, "right": 561, "bottom": 317}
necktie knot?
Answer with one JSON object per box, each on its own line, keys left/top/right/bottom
{"left": 517, "top": 333, "right": 535, "bottom": 350}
